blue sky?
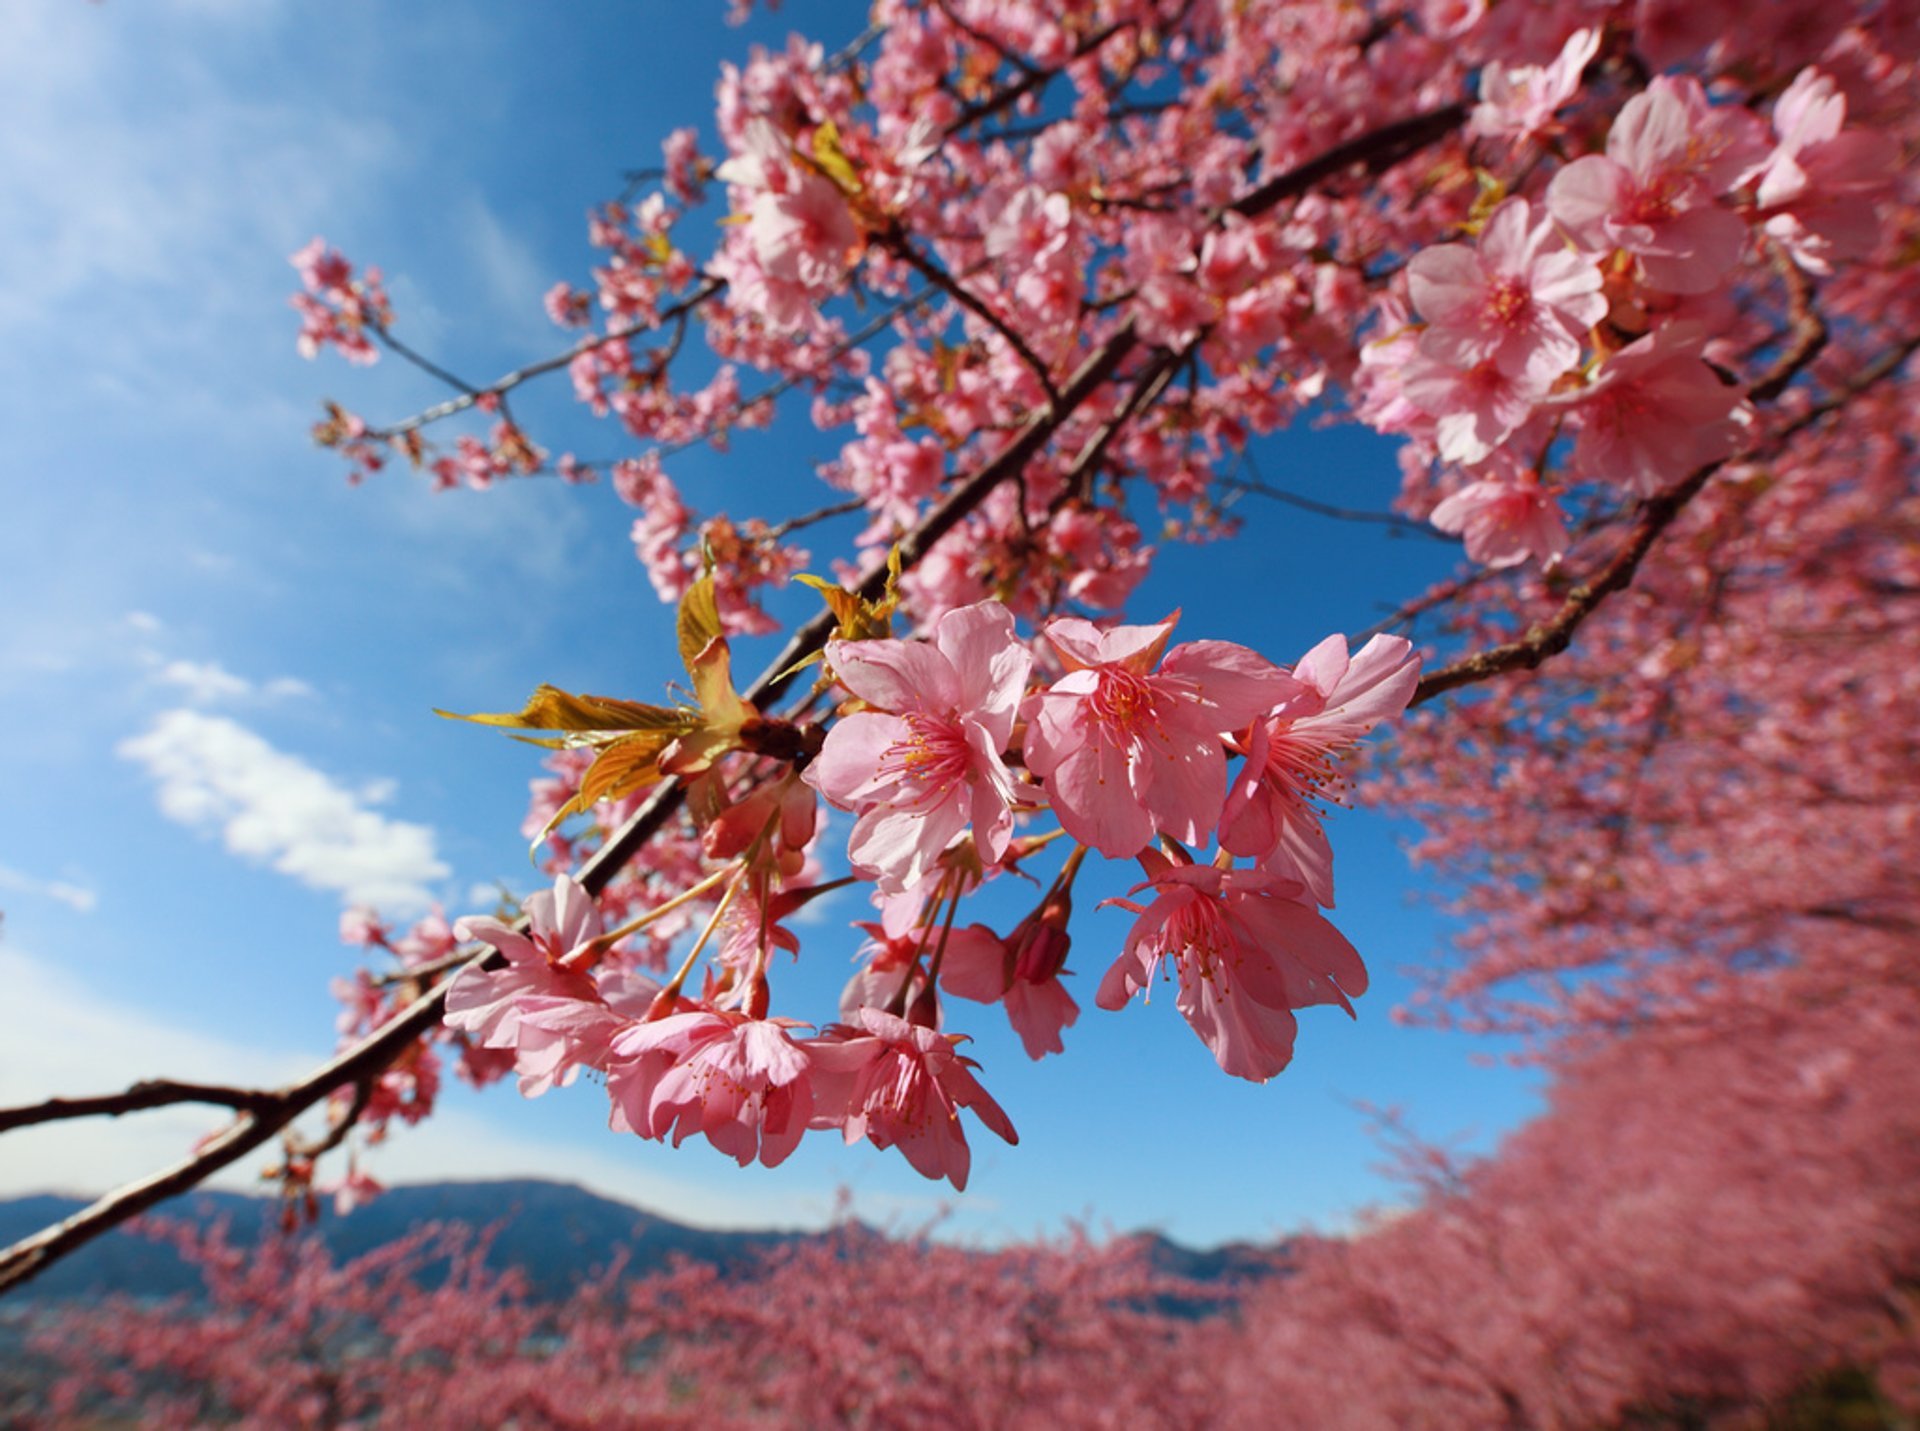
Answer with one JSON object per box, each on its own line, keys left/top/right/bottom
{"left": 0, "top": 0, "right": 1541, "bottom": 1246}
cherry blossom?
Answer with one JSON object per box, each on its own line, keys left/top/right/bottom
{"left": 1471, "top": 27, "right": 1600, "bottom": 142}
{"left": 1754, "top": 67, "right": 1899, "bottom": 274}
{"left": 606, "top": 1009, "right": 818, "bottom": 1168}
{"left": 1565, "top": 322, "right": 1748, "bottom": 495}
{"left": 1099, "top": 855, "right": 1368, "bottom": 1082}
{"left": 1428, "top": 470, "right": 1569, "bottom": 570}
{"left": 445, "top": 875, "right": 607, "bottom": 1095}
{"left": 808, "top": 1006, "right": 1017, "bottom": 1190}
{"left": 1023, "top": 614, "right": 1299, "bottom": 859}
{"left": 1408, "top": 197, "right": 1606, "bottom": 383}
{"left": 1548, "top": 76, "right": 1767, "bottom": 294}
{"left": 1222, "top": 634, "right": 1421, "bottom": 907}
{"left": 805, "top": 599, "right": 1031, "bottom": 894}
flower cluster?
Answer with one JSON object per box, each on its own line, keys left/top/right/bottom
{"left": 420, "top": 597, "right": 1415, "bottom": 1190}
{"left": 289, "top": 237, "right": 391, "bottom": 366}
{"left": 1371, "top": 63, "right": 1894, "bottom": 568}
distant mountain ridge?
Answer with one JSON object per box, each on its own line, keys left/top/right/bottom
{"left": 0, "top": 1180, "right": 1276, "bottom": 1303}
{"left": 0, "top": 1180, "right": 813, "bottom": 1302}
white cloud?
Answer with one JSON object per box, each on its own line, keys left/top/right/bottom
{"left": 155, "top": 658, "right": 251, "bottom": 704}
{"left": 125, "top": 611, "right": 164, "bottom": 634}
{"left": 463, "top": 194, "right": 560, "bottom": 348}
{"left": 117, "top": 709, "right": 449, "bottom": 914}
{"left": 152, "top": 657, "right": 314, "bottom": 706}
{"left": 0, "top": 863, "right": 98, "bottom": 914}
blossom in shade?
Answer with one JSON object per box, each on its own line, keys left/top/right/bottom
{"left": 1408, "top": 197, "right": 1606, "bottom": 383}
{"left": 939, "top": 915, "right": 1079, "bottom": 1060}
{"left": 1023, "top": 614, "right": 1300, "bottom": 858}
{"left": 1430, "top": 472, "right": 1570, "bottom": 570}
{"left": 1471, "top": 27, "right": 1600, "bottom": 141}
{"left": 805, "top": 600, "right": 1032, "bottom": 894}
{"left": 808, "top": 1007, "right": 1017, "bottom": 1190}
{"left": 1222, "top": 634, "right": 1420, "bottom": 907}
{"left": 446, "top": 875, "right": 606, "bottom": 1095}
{"left": 1401, "top": 351, "right": 1552, "bottom": 465}
{"left": 1565, "top": 322, "right": 1747, "bottom": 495}
{"left": 1097, "top": 857, "right": 1367, "bottom": 1083}
{"left": 606, "top": 1010, "right": 818, "bottom": 1168}
{"left": 1753, "top": 68, "right": 1899, "bottom": 274}
{"left": 1548, "top": 75, "right": 1767, "bottom": 293}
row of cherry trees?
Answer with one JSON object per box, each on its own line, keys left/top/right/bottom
{"left": 19, "top": 979, "right": 1919, "bottom": 1426}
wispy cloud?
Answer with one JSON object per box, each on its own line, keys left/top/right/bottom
{"left": 151, "top": 657, "right": 314, "bottom": 706}
{"left": 117, "top": 709, "right": 448, "bottom": 914}
{"left": 0, "top": 863, "right": 98, "bottom": 915}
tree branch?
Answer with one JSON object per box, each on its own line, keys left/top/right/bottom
{"left": 0, "top": 99, "right": 1474, "bottom": 1298}
{"left": 0, "top": 1081, "right": 278, "bottom": 1135}
{"left": 884, "top": 232, "right": 1062, "bottom": 408}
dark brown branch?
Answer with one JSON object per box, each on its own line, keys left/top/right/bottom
{"left": 0, "top": 1081, "right": 278, "bottom": 1135}
{"left": 766, "top": 495, "right": 868, "bottom": 540}
{"left": 1227, "top": 102, "right": 1469, "bottom": 219}
{"left": 941, "top": 20, "right": 1128, "bottom": 137}
{"left": 0, "top": 100, "right": 1474, "bottom": 1299}
{"left": 1222, "top": 469, "right": 1447, "bottom": 538}
{"left": 929, "top": 0, "right": 1040, "bottom": 77}
{"left": 885, "top": 232, "right": 1063, "bottom": 407}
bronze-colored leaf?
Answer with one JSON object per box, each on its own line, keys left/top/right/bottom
{"left": 436, "top": 685, "right": 693, "bottom": 735}
{"left": 677, "top": 575, "right": 724, "bottom": 678}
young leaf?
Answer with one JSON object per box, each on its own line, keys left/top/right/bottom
{"left": 437, "top": 685, "right": 694, "bottom": 735}
{"left": 677, "top": 574, "right": 725, "bottom": 679}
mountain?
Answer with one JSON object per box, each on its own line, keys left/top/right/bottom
{"left": 0, "top": 1180, "right": 812, "bottom": 1303}
{"left": 0, "top": 1181, "right": 1281, "bottom": 1306}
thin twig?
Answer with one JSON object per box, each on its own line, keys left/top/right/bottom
{"left": 0, "top": 1081, "right": 278, "bottom": 1135}
{"left": 885, "top": 232, "right": 1062, "bottom": 407}
{"left": 370, "top": 279, "right": 727, "bottom": 439}
{"left": 941, "top": 20, "right": 1128, "bottom": 136}
{"left": 1223, "top": 449, "right": 1446, "bottom": 538}
{"left": 767, "top": 495, "right": 868, "bottom": 539}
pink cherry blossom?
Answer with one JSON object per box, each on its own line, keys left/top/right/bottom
{"left": 1097, "top": 857, "right": 1368, "bottom": 1082}
{"left": 713, "top": 118, "right": 861, "bottom": 330}
{"left": 805, "top": 599, "right": 1032, "bottom": 893}
{"left": 808, "top": 1007, "right": 1017, "bottom": 1190}
{"left": 1221, "top": 634, "right": 1420, "bottom": 907}
{"left": 1408, "top": 197, "right": 1606, "bottom": 383}
{"left": 446, "top": 875, "right": 606, "bottom": 1094}
{"left": 1429, "top": 471, "right": 1570, "bottom": 569}
{"left": 1565, "top": 322, "right": 1748, "bottom": 495}
{"left": 606, "top": 1009, "right": 818, "bottom": 1168}
{"left": 1548, "top": 76, "right": 1767, "bottom": 293}
{"left": 1472, "top": 28, "right": 1601, "bottom": 142}
{"left": 1753, "top": 68, "right": 1899, "bottom": 274}
{"left": 1023, "top": 613, "right": 1300, "bottom": 858}
{"left": 1400, "top": 350, "right": 1552, "bottom": 465}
